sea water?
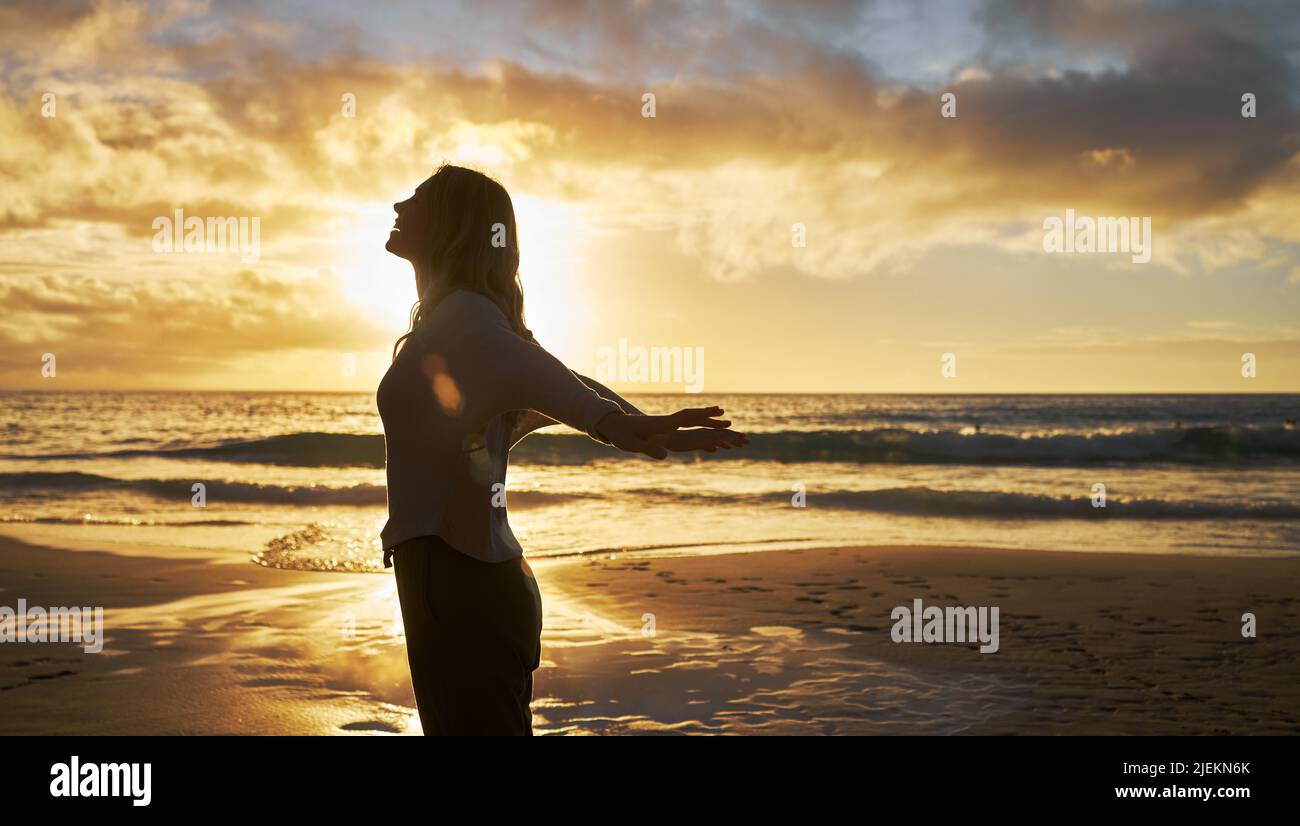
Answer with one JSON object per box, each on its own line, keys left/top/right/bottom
{"left": 1, "top": 391, "right": 1297, "bottom": 572}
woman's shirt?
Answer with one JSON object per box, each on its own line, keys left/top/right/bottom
{"left": 377, "top": 289, "right": 629, "bottom": 565}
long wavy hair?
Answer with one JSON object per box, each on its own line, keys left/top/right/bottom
{"left": 392, "top": 164, "right": 533, "bottom": 360}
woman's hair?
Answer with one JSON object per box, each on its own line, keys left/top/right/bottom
{"left": 392, "top": 164, "right": 533, "bottom": 360}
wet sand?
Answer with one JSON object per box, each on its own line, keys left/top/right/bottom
{"left": 533, "top": 547, "right": 1300, "bottom": 734}
{"left": 0, "top": 535, "right": 415, "bottom": 735}
{"left": 2, "top": 535, "right": 1297, "bottom": 734}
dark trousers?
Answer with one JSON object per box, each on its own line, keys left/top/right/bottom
{"left": 392, "top": 535, "right": 543, "bottom": 735}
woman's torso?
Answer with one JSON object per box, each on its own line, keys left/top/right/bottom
{"left": 377, "top": 292, "right": 524, "bottom": 563}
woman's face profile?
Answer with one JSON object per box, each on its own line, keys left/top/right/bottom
{"left": 385, "top": 175, "right": 435, "bottom": 261}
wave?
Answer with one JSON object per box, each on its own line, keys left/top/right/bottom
{"left": 0, "top": 514, "right": 255, "bottom": 527}
{"left": 0, "top": 470, "right": 386, "bottom": 506}
{"left": 643, "top": 486, "right": 1300, "bottom": 520}
{"left": 21, "top": 424, "right": 1300, "bottom": 467}
{"left": 23, "top": 432, "right": 389, "bottom": 467}
{"left": 0, "top": 471, "right": 578, "bottom": 508}
{"left": 252, "top": 523, "right": 374, "bottom": 572}
{"left": 714, "top": 426, "right": 1300, "bottom": 466}
{"left": 250, "top": 528, "right": 822, "bottom": 573}
{"left": 3, "top": 470, "right": 1294, "bottom": 522}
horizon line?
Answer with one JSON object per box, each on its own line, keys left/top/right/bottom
{"left": 2, "top": 388, "right": 1298, "bottom": 396}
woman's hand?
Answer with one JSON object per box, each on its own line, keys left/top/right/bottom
{"left": 594, "top": 407, "right": 733, "bottom": 459}
{"left": 655, "top": 427, "right": 749, "bottom": 453}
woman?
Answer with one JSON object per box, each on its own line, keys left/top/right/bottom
{"left": 378, "top": 164, "right": 747, "bottom": 735}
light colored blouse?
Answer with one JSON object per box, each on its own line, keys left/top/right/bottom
{"left": 377, "top": 289, "right": 638, "bottom": 565}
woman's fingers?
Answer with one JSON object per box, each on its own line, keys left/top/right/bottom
{"left": 659, "top": 428, "right": 749, "bottom": 453}
{"left": 616, "top": 408, "right": 748, "bottom": 455}
{"left": 639, "top": 407, "right": 729, "bottom": 434}
{"left": 670, "top": 407, "right": 727, "bottom": 428}
{"left": 694, "top": 417, "right": 732, "bottom": 429}
{"left": 708, "top": 428, "right": 748, "bottom": 446}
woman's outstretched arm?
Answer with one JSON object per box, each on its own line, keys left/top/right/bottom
{"left": 509, "top": 372, "right": 642, "bottom": 447}
{"left": 443, "top": 292, "right": 729, "bottom": 458}
{"left": 574, "top": 374, "right": 746, "bottom": 454}
{"left": 507, "top": 380, "right": 748, "bottom": 454}
{"left": 574, "top": 373, "right": 644, "bottom": 415}
{"left": 508, "top": 409, "right": 558, "bottom": 447}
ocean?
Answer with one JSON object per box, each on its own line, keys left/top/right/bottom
{"left": 2, "top": 392, "right": 1298, "bottom": 571}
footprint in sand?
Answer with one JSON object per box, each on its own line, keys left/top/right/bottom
{"left": 29, "top": 670, "right": 77, "bottom": 682}
{"left": 340, "top": 720, "right": 401, "bottom": 733}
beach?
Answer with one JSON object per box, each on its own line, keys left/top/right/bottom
{"left": 0, "top": 534, "right": 413, "bottom": 735}
{"left": 3, "top": 533, "right": 1296, "bottom": 735}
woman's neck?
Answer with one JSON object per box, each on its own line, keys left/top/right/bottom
{"left": 415, "top": 263, "right": 450, "bottom": 303}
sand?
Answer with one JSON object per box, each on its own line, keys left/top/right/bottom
{"left": 533, "top": 547, "right": 1300, "bottom": 734}
{"left": 0, "top": 536, "right": 415, "bottom": 735}
{"left": 1, "top": 534, "right": 1296, "bottom": 735}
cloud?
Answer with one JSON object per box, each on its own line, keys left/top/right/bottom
{"left": 0, "top": 270, "right": 389, "bottom": 384}
{"left": 0, "top": 0, "right": 1298, "bottom": 387}
{"left": 5, "top": 1, "right": 1297, "bottom": 256}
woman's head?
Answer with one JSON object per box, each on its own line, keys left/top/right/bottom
{"left": 387, "top": 164, "right": 530, "bottom": 356}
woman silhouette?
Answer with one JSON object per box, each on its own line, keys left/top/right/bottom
{"left": 379, "top": 164, "right": 747, "bottom": 735}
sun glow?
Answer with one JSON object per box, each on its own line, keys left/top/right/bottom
{"left": 511, "top": 194, "right": 593, "bottom": 357}
{"left": 333, "top": 194, "right": 593, "bottom": 361}
{"left": 336, "top": 201, "right": 417, "bottom": 333}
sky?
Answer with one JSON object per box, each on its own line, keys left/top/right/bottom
{"left": 1, "top": 0, "right": 1299, "bottom": 393}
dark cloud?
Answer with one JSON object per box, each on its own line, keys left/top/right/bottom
{"left": 5, "top": 0, "right": 1296, "bottom": 232}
